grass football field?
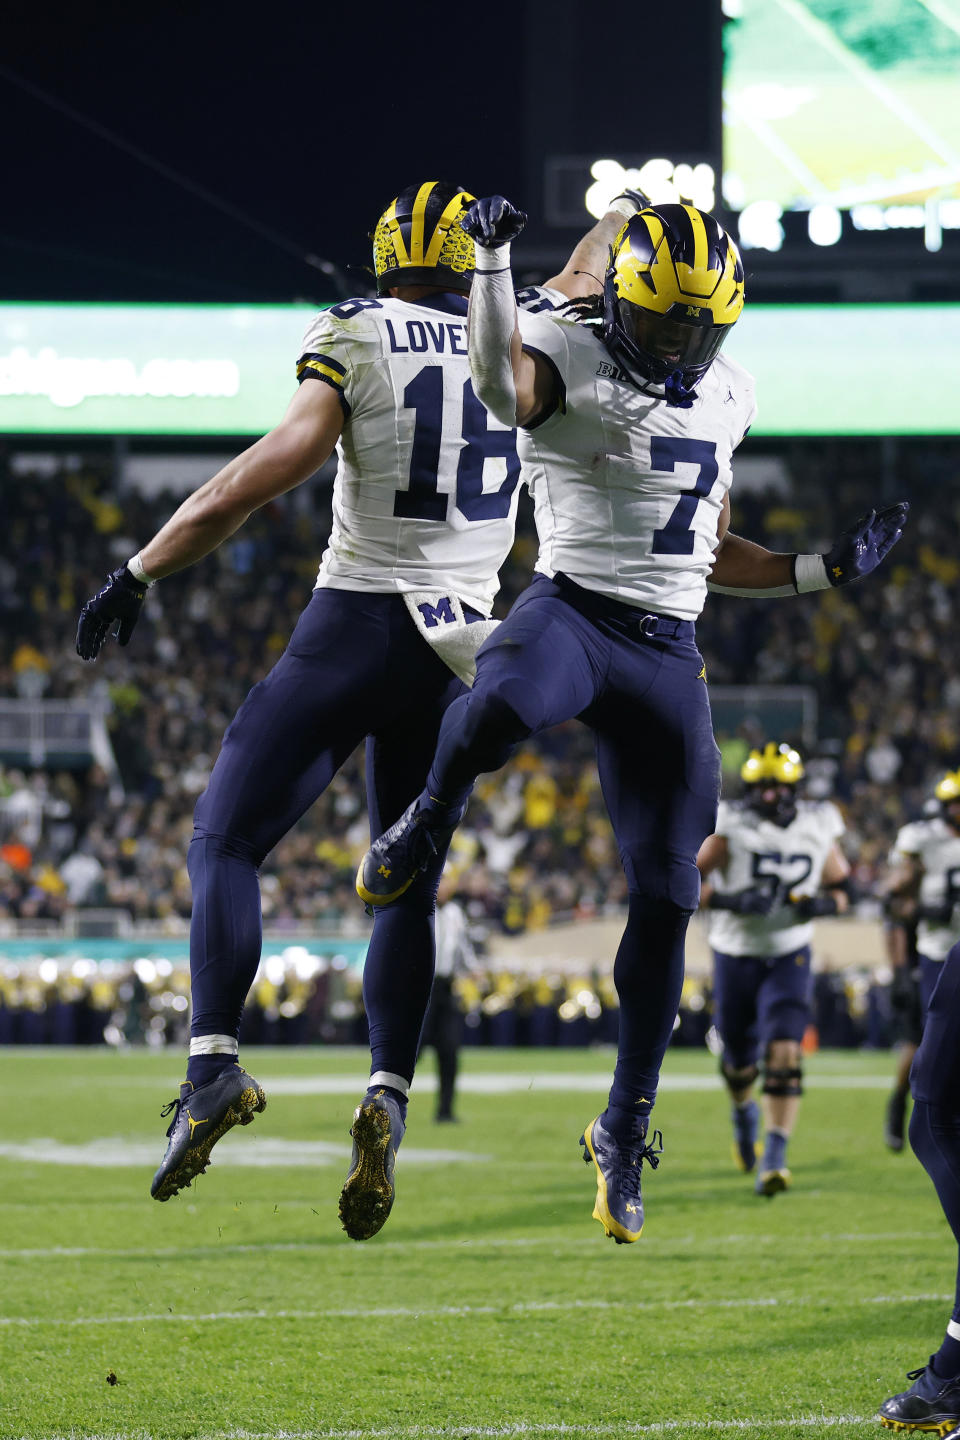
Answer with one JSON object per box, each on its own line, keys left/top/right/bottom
{"left": 0, "top": 1044, "right": 950, "bottom": 1440}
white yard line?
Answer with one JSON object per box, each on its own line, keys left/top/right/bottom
{"left": 0, "top": 1229, "right": 941, "bottom": 1263}
{"left": 0, "top": 1292, "right": 949, "bottom": 1329}
{"left": 0, "top": 1417, "right": 879, "bottom": 1439}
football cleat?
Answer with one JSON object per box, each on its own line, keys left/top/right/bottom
{"left": 356, "top": 799, "right": 462, "bottom": 907}
{"left": 755, "top": 1167, "right": 791, "bottom": 1198}
{"left": 339, "top": 1089, "right": 406, "bottom": 1241}
{"left": 151, "top": 1065, "right": 266, "bottom": 1201}
{"left": 886, "top": 1089, "right": 908, "bottom": 1153}
{"left": 878, "top": 1358, "right": 960, "bottom": 1433}
{"left": 580, "top": 1115, "right": 662, "bottom": 1244}
{"left": 732, "top": 1099, "right": 759, "bottom": 1173}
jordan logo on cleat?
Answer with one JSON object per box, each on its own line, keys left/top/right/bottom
{"left": 186, "top": 1112, "right": 208, "bottom": 1138}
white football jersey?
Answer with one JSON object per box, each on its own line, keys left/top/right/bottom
{"left": 706, "top": 799, "right": 845, "bottom": 956}
{"left": 516, "top": 312, "right": 757, "bottom": 620}
{"left": 298, "top": 294, "right": 527, "bottom": 615}
{"left": 890, "top": 817, "right": 960, "bottom": 959}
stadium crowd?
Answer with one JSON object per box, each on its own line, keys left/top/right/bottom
{"left": 0, "top": 438, "right": 958, "bottom": 946}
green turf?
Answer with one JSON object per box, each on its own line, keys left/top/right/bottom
{"left": 0, "top": 1044, "right": 949, "bottom": 1439}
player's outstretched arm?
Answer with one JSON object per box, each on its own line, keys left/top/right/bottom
{"left": 76, "top": 381, "right": 344, "bottom": 660}
{"left": 462, "top": 196, "right": 557, "bottom": 429}
{"left": 709, "top": 501, "right": 909, "bottom": 599}
{"left": 543, "top": 188, "right": 651, "bottom": 300}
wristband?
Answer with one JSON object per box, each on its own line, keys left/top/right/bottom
{"left": 609, "top": 196, "right": 642, "bottom": 219}
{"left": 127, "top": 551, "right": 157, "bottom": 586}
{"left": 474, "top": 243, "right": 512, "bottom": 271}
{"left": 793, "top": 553, "right": 830, "bottom": 593}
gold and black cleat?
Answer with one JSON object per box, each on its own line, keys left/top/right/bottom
{"left": 755, "top": 1167, "right": 791, "bottom": 1198}
{"left": 339, "top": 1089, "right": 406, "bottom": 1241}
{"left": 580, "top": 1115, "right": 662, "bottom": 1244}
{"left": 877, "top": 1358, "right": 960, "bottom": 1433}
{"left": 150, "top": 1065, "right": 266, "bottom": 1202}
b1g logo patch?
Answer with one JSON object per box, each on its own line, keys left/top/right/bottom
{"left": 596, "top": 360, "right": 628, "bottom": 382}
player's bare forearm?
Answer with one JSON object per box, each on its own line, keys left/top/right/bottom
{"left": 710, "top": 532, "right": 796, "bottom": 592}
{"left": 544, "top": 211, "right": 626, "bottom": 300}
{"left": 139, "top": 385, "right": 342, "bottom": 579}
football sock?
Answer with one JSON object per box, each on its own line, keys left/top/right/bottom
{"left": 608, "top": 893, "right": 691, "bottom": 1114}
{"left": 417, "top": 791, "right": 466, "bottom": 829}
{"left": 733, "top": 1098, "right": 760, "bottom": 1132}
{"left": 602, "top": 1103, "right": 651, "bottom": 1144}
{"left": 932, "top": 1329, "right": 960, "bottom": 1380}
{"left": 186, "top": 1053, "right": 237, "bottom": 1087}
{"left": 365, "top": 1084, "right": 408, "bottom": 1124}
{"left": 762, "top": 1128, "right": 789, "bottom": 1171}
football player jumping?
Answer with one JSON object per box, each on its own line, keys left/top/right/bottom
{"left": 696, "top": 742, "right": 850, "bottom": 1196}
{"left": 877, "top": 927, "right": 960, "bottom": 1434}
{"left": 356, "top": 195, "right": 908, "bottom": 1244}
{"left": 76, "top": 180, "right": 641, "bottom": 1237}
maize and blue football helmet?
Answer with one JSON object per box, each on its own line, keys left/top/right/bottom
{"left": 373, "top": 181, "right": 476, "bottom": 295}
{"left": 741, "top": 742, "right": 804, "bottom": 826}
{"left": 601, "top": 204, "right": 744, "bottom": 404}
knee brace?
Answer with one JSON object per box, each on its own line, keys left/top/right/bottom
{"left": 721, "top": 1060, "right": 759, "bottom": 1094}
{"left": 762, "top": 1063, "right": 803, "bottom": 1098}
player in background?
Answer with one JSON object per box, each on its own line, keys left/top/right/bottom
{"left": 885, "top": 769, "right": 960, "bottom": 1014}
{"left": 76, "top": 179, "right": 640, "bottom": 1239}
{"left": 696, "top": 742, "right": 850, "bottom": 1195}
{"left": 880, "top": 887, "right": 922, "bottom": 1153}
{"left": 418, "top": 874, "right": 478, "bottom": 1124}
{"left": 877, "top": 932, "right": 960, "bottom": 1434}
{"left": 356, "top": 195, "right": 908, "bottom": 1243}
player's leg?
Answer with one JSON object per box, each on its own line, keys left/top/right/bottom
{"left": 753, "top": 947, "right": 811, "bottom": 1197}
{"left": 879, "top": 942, "right": 960, "bottom": 1432}
{"left": 357, "top": 575, "right": 602, "bottom": 905}
{"left": 581, "top": 626, "right": 720, "bottom": 1241}
{"left": 887, "top": 1039, "right": 919, "bottom": 1153}
{"left": 420, "top": 977, "right": 460, "bottom": 1121}
{"left": 340, "top": 625, "right": 484, "bottom": 1240}
{"left": 711, "top": 950, "right": 763, "bottom": 1173}
{"left": 152, "top": 591, "right": 385, "bottom": 1201}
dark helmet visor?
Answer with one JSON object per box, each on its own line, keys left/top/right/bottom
{"left": 619, "top": 300, "right": 730, "bottom": 384}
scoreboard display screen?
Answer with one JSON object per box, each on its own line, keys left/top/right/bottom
{"left": 723, "top": 0, "right": 960, "bottom": 249}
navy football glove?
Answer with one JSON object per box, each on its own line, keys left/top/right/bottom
{"left": 789, "top": 893, "right": 840, "bottom": 920}
{"left": 76, "top": 565, "right": 148, "bottom": 660}
{"left": 822, "top": 501, "right": 909, "bottom": 586}
{"left": 461, "top": 196, "right": 527, "bottom": 248}
{"left": 709, "top": 886, "right": 778, "bottom": 916}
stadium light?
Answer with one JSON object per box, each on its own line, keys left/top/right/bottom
{"left": 584, "top": 158, "right": 716, "bottom": 219}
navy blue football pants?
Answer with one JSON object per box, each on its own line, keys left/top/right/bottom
{"left": 910, "top": 939, "right": 960, "bottom": 1326}
{"left": 712, "top": 945, "right": 813, "bottom": 1070}
{"left": 189, "top": 588, "right": 477, "bottom": 1081}
{"left": 424, "top": 573, "right": 722, "bottom": 1107}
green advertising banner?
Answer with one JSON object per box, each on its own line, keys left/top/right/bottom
{"left": 0, "top": 302, "right": 316, "bottom": 436}
{"left": 0, "top": 301, "right": 955, "bottom": 437}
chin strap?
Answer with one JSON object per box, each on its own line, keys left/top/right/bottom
{"left": 664, "top": 369, "right": 697, "bottom": 408}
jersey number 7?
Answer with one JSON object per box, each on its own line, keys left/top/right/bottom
{"left": 650, "top": 437, "right": 719, "bottom": 556}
